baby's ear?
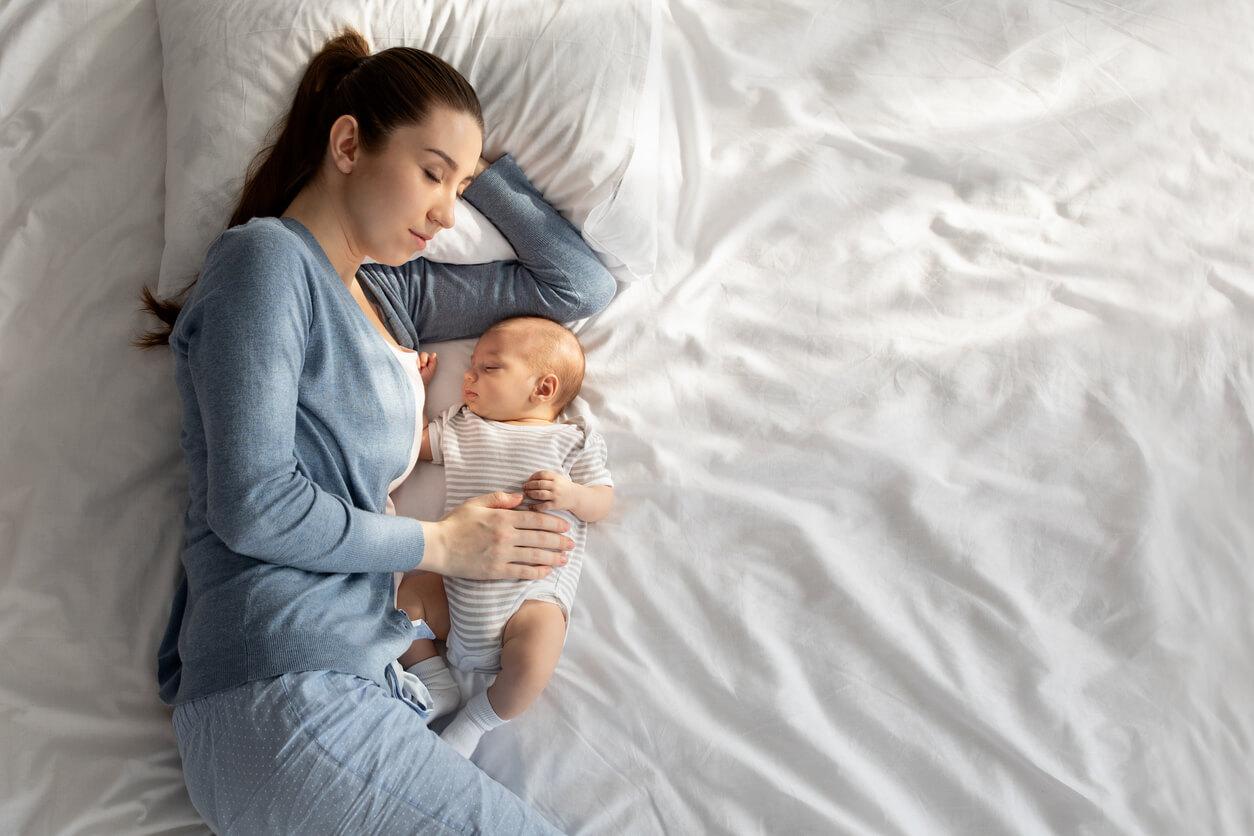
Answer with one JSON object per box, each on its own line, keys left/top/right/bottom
{"left": 534, "top": 373, "right": 560, "bottom": 401}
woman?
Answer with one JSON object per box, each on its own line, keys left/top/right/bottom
{"left": 139, "top": 29, "right": 614, "bottom": 835}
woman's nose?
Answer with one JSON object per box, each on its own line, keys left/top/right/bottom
{"left": 430, "top": 193, "right": 456, "bottom": 230}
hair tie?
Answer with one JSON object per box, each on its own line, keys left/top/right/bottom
{"left": 337, "top": 54, "right": 369, "bottom": 90}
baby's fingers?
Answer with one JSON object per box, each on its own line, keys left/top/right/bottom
{"left": 524, "top": 476, "right": 555, "bottom": 493}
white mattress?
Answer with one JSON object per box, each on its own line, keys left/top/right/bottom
{"left": 2, "top": 0, "right": 1253, "bottom": 833}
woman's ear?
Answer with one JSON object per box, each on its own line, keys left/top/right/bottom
{"left": 328, "top": 114, "right": 361, "bottom": 174}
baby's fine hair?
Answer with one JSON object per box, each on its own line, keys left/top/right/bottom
{"left": 485, "top": 316, "right": 586, "bottom": 412}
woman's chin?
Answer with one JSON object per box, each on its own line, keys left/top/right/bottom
{"left": 374, "top": 250, "right": 420, "bottom": 267}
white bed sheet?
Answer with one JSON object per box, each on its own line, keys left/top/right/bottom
{"left": 2, "top": 1, "right": 1253, "bottom": 834}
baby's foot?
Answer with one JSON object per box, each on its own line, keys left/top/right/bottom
{"left": 407, "top": 655, "right": 461, "bottom": 720}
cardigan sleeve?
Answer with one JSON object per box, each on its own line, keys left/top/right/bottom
{"left": 176, "top": 224, "right": 426, "bottom": 574}
{"left": 358, "top": 154, "right": 618, "bottom": 346}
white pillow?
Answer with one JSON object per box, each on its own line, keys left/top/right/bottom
{"left": 155, "top": 0, "right": 658, "bottom": 296}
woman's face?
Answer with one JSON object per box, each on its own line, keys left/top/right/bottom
{"left": 344, "top": 107, "right": 483, "bottom": 266}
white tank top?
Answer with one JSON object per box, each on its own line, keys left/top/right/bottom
{"left": 384, "top": 343, "right": 426, "bottom": 516}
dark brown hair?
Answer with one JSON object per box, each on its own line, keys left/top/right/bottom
{"left": 136, "top": 29, "right": 482, "bottom": 348}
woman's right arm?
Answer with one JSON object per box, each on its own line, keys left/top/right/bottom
{"left": 359, "top": 154, "right": 617, "bottom": 345}
{"left": 178, "top": 229, "right": 425, "bottom": 574}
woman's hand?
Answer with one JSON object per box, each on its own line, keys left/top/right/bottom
{"left": 418, "top": 492, "right": 573, "bottom": 580}
{"left": 472, "top": 155, "right": 493, "bottom": 180}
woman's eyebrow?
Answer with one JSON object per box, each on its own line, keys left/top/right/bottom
{"left": 425, "top": 147, "right": 474, "bottom": 182}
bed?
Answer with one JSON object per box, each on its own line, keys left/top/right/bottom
{"left": 2, "top": 0, "right": 1252, "bottom": 833}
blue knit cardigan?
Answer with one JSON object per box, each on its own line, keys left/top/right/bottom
{"left": 158, "top": 155, "right": 615, "bottom": 705}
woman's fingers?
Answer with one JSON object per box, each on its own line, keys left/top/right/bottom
{"left": 517, "top": 535, "right": 574, "bottom": 560}
{"left": 422, "top": 492, "right": 574, "bottom": 579}
{"left": 501, "top": 561, "right": 555, "bottom": 580}
{"left": 501, "top": 520, "right": 572, "bottom": 561}
{"left": 509, "top": 507, "right": 567, "bottom": 532}
{"left": 467, "top": 491, "right": 525, "bottom": 511}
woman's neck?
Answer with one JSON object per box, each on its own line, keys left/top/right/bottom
{"left": 282, "top": 181, "right": 363, "bottom": 285}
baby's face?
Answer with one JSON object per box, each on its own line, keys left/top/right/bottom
{"left": 462, "top": 328, "right": 541, "bottom": 421}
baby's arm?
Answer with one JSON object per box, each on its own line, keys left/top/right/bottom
{"left": 419, "top": 423, "right": 433, "bottom": 461}
{"left": 523, "top": 471, "right": 614, "bottom": 523}
{"left": 415, "top": 355, "right": 438, "bottom": 461}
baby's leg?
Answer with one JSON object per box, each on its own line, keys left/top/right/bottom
{"left": 485, "top": 600, "right": 567, "bottom": 720}
{"left": 396, "top": 573, "right": 460, "bottom": 719}
{"left": 440, "top": 600, "right": 567, "bottom": 757}
{"left": 396, "top": 573, "right": 450, "bottom": 667}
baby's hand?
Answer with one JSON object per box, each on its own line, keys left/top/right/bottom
{"left": 523, "top": 470, "right": 577, "bottom": 512}
{"left": 417, "top": 352, "right": 438, "bottom": 386}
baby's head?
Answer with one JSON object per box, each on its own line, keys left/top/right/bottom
{"left": 462, "top": 316, "right": 586, "bottom": 423}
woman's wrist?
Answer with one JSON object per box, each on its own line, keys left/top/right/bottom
{"left": 417, "top": 519, "right": 446, "bottom": 573}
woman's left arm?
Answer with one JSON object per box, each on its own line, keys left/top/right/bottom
{"left": 358, "top": 154, "right": 617, "bottom": 344}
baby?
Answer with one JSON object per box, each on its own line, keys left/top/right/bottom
{"left": 398, "top": 315, "right": 614, "bottom": 757}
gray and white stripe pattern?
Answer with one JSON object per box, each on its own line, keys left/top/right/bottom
{"left": 430, "top": 405, "right": 612, "bottom": 672}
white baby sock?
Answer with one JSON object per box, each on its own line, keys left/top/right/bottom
{"left": 440, "top": 689, "right": 505, "bottom": 757}
{"left": 406, "top": 656, "right": 461, "bottom": 721}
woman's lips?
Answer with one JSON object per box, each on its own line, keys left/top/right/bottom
{"left": 410, "top": 230, "right": 430, "bottom": 250}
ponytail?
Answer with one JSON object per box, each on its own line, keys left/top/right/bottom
{"left": 136, "top": 29, "right": 482, "bottom": 348}
{"left": 231, "top": 30, "right": 370, "bottom": 227}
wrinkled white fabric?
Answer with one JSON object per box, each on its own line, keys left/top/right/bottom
{"left": 2, "top": 0, "right": 1252, "bottom": 834}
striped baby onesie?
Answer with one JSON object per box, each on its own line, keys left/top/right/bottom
{"left": 428, "top": 404, "right": 612, "bottom": 672}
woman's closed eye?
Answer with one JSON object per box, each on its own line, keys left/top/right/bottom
{"left": 424, "top": 169, "right": 442, "bottom": 184}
